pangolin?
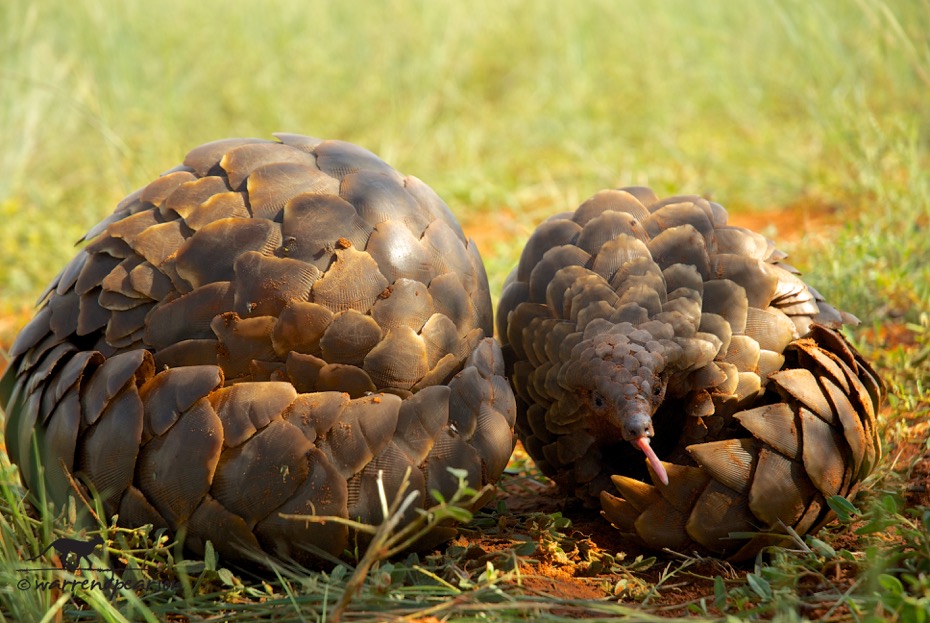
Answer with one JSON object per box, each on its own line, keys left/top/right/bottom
{"left": 497, "top": 187, "right": 883, "bottom": 559}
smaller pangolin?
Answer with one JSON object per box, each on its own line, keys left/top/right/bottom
{"left": 497, "top": 186, "right": 883, "bottom": 560}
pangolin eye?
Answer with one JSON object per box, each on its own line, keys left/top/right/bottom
{"left": 592, "top": 392, "right": 606, "bottom": 409}
{"left": 653, "top": 384, "right": 663, "bottom": 397}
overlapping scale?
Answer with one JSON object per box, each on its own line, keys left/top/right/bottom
{"left": 341, "top": 171, "right": 427, "bottom": 235}
{"left": 311, "top": 247, "right": 388, "bottom": 313}
{"left": 175, "top": 218, "right": 282, "bottom": 288}
{"left": 136, "top": 398, "right": 224, "bottom": 528}
{"left": 366, "top": 220, "right": 434, "bottom": 284}
{"left": 371, "top": 278, "right": 433, "bottom": 332}
{"left": 184, "top": 191, "right": 250, "bottom": 230}
{"left": 208, "top": 382, "right": 297, "bottom": 447}
{"left": 185, "top": 496, "right": 263, "bottom": 561}
{"left": 248, "top": 162, "right": 340, "bottom": 220}
{"left": 421, "top": 218, "right": 477, "bottom": 286}
{"left": 314, "top": 140, "right": 400, "bottom": 181}
{"left": 42, "top": 391, "right": 82, "bottom": 503}
{"left": 516, "top": 219, "right": 583, "bottom": 281}
{"left": 232, "top": 251, "right": 320, "bottom": 317}
{"left": 212, "top": 419, "right": 313, "bottom": 522}
{"left": 363, "top": 326, "right": 429, "bottom": 390}
{"left": 219, "top": 142, "right": 319, "bottom": 191}
{"left": 253, "top": 447, "right": 349, "bottom": 563}
{"left": 572, "top": 189, "right": 651, "bottom": 224}
{"left": 281, "top": 193, "right": 373, "bottom": 267}
{"left": 182, "top": 138, "right": 275, "bottom": 176}
{"left": 76, "top": 382, "right": 145, "bottom": 513}
{"left": 271, "top": 301, "right": 333, "bottom": 357}
{"left": 318, "top": 310, "right": 382, "bottom": 366}
{"left": 162, "top": 176, "right": 231, "bottom": 220}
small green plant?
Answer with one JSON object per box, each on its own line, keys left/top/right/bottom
{"left": 848, "top": 495, "right": 930, "bottom": 620}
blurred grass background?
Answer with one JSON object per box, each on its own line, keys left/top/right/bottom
{"left": 1, "top": 0, "right": 928, "bottom": 342}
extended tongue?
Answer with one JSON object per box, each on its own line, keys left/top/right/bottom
{"left": 634, "top": 436, "right": 669, "bottom": 486}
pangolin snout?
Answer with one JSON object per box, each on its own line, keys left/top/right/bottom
{"left": 616, "top": 410, "right": 669, "bottom": 486}
{"left": 620, "top": 411, "right": 654, "bottom": 442}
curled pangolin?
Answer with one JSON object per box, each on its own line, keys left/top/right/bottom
{"left": 497, "top": 187, "right": 884, "bottom": 560}
{"left": 0, "top": 134, "right": 516, "bottom": 566}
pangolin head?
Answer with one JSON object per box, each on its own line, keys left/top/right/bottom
{"left": 560, "top": 321, "right": 679, "bottom": 485}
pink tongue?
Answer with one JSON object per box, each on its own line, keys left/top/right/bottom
{"left": 634, "top": 437, "right": 669, "bottom": 486}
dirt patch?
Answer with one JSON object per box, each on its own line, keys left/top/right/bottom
{"left": 442, "top": 467, "right": 884, "bottom": 617}
{"left": 461, "top": 207, "right": 526, "bottom": 255}
{"left": 725, "top": 197, "right": 840, "bottom": 246}
{"left": 449, "top": 448, "right": 737, "bottom": 614}
{"left": 860, "top": 322, "right": 924, "bottom": 350}
{"left": 517, "top": 569, "right": 607, "bottom": 601}
{"left": 460, "top": 195, "right": 841, "bottom": 256}
{"left": 444, "top": 431, "right": 910, "bottom": 617}
{"left": 446, "top": 481, "right": 737, "bottom": 616}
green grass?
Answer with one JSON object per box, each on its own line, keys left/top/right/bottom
{"left": 2, "top": 0, "right": 928, "bottom": 326}
{"left": 1, "top": 0, "right": 929, "bottom": 620}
